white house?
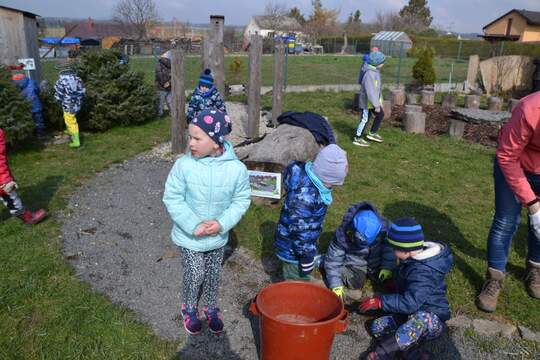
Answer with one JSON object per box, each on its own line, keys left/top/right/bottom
{"left": 244, "top": 15, "right": 302, "bottom": 39}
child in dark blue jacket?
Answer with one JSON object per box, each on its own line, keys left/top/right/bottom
{"left": 275, "top": 144, "right": 348, "bottom": 280}
{"left": 324, "top": 201, "right": 397, "bottom": 300}
{"left": 186, "top": 69, "right": 227, "bottom": 123}
{"left": 12, "top": 74, "right": 45, "bottom": 137}
{"left": 359, "top": 218, "right": 453, "bottom": 360}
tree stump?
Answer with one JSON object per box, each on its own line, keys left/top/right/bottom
{"left": 465, "top": 95, "right": 480, "bottom": 109}
{"left": 488, "top": 97, "right": 502, "bottom": 111}
{"left": 421, "top": 90, "right": 435, "bottom": 106}
{"left": 442, "top": 95, "right": 456, "bottom": 108}
{"left": 407, "top": 93, "right": 418, "bottom": 105}
{"left": 448, "top": 118, "right": 466, "bottom": 138}
{"left": 508, "top": 99, "right": 520, "bottom": 113}
{"left": 404, "top": 111, "right": 426, "bottom": 134}
{"left": 405, "top": 104, "right": 422, "bottom": 113}
{"left": 391, "top": 88, "right": 405, "bottom": 106}
{"left": 383, "top": 100, "right": 392, "bottom": 120}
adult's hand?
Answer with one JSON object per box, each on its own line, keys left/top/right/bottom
{"left": 529, "top": 203, "right": 540, "bottom": 238}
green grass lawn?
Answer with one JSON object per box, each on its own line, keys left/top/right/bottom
{"left": 0, "top": 90, "right": 537, "bottom": 358}
{"left": 41, "top": 55, "right": 468, "bottom": 89}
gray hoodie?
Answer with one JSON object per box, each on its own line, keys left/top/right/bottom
{"left": 358, "top": 65, "right": 382, "bottom": 110}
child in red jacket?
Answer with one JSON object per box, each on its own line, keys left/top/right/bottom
{"left": 0, "top": 129, "right": 46, "bottom": 224}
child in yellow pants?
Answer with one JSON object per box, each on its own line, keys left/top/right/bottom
{"left": 54, "top": 68, "right": 85, "bottom": 148}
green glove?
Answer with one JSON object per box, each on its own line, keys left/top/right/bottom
{"left": 378, "top": 269, "right": 393, "bottom": 282}
{"left": 332, "top": 286, "right": 345, "bottom": 299}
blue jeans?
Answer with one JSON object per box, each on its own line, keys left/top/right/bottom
{"left": 487, "top": 159, "right": 540, "bottom": 271}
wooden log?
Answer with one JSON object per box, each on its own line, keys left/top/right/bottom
{"left": 383, "top": 100, "right": 392, "bottom": 120}
{"left": 465, "top": 95, "right": 480, "bottom": 109}
{"left": 247, "top": 34, "right": 262, "bottom": 138}
{"left": 407, "top": 93, "right": 418, "bottom": 104}
{"left": 405, "top": 104, "right": 422, "bottom": 113}
{"left": 272, "top": 39, "right": 285, "bottom": 127}
{"left": 508, "top": 99, "right": 520, "bottom": 112}
{"left": 404, "top": 111, "right": 426, "bottom": 134}
{"left": 442, "top": 94, "right": 456, "bottom": 108}
{"left": 201, "top": 37, "right": 210, "bottom": 70}
{"left": 391, "top": 88, "right": 405, "bottom": 106}
{"left": 209, "top": 15, "right": 225, "bottom": 96}
{"left": 488, "top": 97, "right": 502, "bottom": 111}
{"left": 170, "top": 48, "right": 187, "bottom": 154}
{"left": 448, "top": 118, "right": 466, "bottom": 138}
{"left": 421, "top": 90, "right": 435, "bottom": 106}
{"left": 466, "top": 55, "right": 480, "bottom": 91}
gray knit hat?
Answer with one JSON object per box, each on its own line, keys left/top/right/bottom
{"left": 311, "top": 144, "right": 348, "bottom": 185}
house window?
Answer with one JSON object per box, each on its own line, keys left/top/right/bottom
{"left": 506, "top": 18, "right": 513, "bottom": 36}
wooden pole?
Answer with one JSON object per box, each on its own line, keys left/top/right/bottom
{"left": 171, "top": 48, "right": 187, "bottom": 154}
{"left": 247, "top": 34, "right": 262, "bottom": 138}
{"left": 272, "top": 39, "right": 285, "bottom": 127}
{"left": 209, "top": 15, "right": 225, "bottom": 96}
{"left": 201, "top": 37, "right": 211, "bottom": 70}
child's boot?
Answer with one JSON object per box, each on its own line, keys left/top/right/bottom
{"left": 525, "top": 260, "right": 540, "bottom": 299}
{"left": 69, "top": 132, "right": 80, "bottom": 148}
{"left": 475, "top": 267, "right": 505, "bottom": 312}
{"left": 181, "top": 304, "right": 202, "bottom": 335}
{"left": 19, "top": 209, "right": 47, "bottom": 225}
{"left": 368, "top": 335, "right": 400, "bottom": 360}
{"left": 203, "top": 306, "right": 224, "bottom": 334}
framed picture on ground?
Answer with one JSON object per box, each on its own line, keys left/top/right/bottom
{"left": 248, "top": 170, "right": 282, "bottom": 199}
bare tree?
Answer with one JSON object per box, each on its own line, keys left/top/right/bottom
{"left": 113, "top": 0, "right": 159, "bottom": 40}
{"left": 372, "top": 10, "right": 403, "bottom": 32}
{"left": 264, "top": 1, "right": 289, "bottom": 31}
{"left": 304, "top": 0, "right": 340, "bottom": 44}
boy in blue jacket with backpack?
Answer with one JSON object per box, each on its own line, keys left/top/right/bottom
{"left": 324, "top": 201, "right": 396, "bottom": 300}
{"left": 359, "top": 218, "right": 453, "bottom": 360}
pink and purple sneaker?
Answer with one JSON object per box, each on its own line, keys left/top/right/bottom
{"left": 203, "top": 306, "right": 224, "bottom": 334}
{"left": 181, "top": 304, "right": 202, "bottom": 335}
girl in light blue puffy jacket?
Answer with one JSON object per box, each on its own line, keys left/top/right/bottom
{"left": 163, "top": 109, "right": 250, "bottom": 336}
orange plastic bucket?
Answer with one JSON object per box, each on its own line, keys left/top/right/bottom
{"left": 250, "top": 281, "right": 348, "bottom": 360}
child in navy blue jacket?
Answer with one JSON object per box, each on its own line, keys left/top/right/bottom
{"left": 275, "top": 144, "right": 348, "bottom": 280}
{"left": 324, "top": 201, "right": 396, "bottom": 300}
{"left": 359, "top": 218, "right": 453, "bottom": 360}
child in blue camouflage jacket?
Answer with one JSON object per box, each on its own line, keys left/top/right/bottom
{"left": 275, "top": 144, "right": 348, "bottom": 280}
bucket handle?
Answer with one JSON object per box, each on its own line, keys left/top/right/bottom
{"left": 249, "top": 296, "right": 259, "bottom": 316}
{"left": 334, "top": 309, "right": 349, "bottom": 333}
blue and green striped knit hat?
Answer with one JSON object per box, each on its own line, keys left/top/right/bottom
{"left": 199, "top": 68, "right": 214, "bottom": 88}
{"left": 387, "top": 218, "right": 424, "bottom": 251}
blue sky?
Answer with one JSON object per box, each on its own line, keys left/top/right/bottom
{"left": 2, "top": 0, "right": 540, "bottom": 33}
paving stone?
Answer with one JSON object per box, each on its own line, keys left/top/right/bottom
{"left": 518, "top": 325, "right": 540, "bottom": 343}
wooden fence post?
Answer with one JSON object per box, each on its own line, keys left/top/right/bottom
{"left": 272, "top": 39, "right": 285, "bottom": 127}
{"left": 247, "top": 34, "right": 262, "bottom": 138}
{"left": 171, "top": 48, "right": 187, "bottom": 154}
{"left": 201, "top": 37, "right": 211, "bottom": 70}
{"left": 209, "top": 15, "right": 225, "bottom": 97}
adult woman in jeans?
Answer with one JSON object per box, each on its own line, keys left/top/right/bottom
{"left": 476, "top": 91, "right": 540, "bottom": 312}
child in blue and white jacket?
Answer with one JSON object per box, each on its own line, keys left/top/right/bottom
{"left": 186, "top": 69, "right": 227, "bottom": 123}
{"left": 163, "top": 109, "right": 250, "bottom": 335}
{"left": 275, "top": 144, "right": 348, "bottom": 280}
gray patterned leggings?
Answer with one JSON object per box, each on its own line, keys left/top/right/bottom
{"left": 180, "top": 246, "right": 225, "bottom": 309}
